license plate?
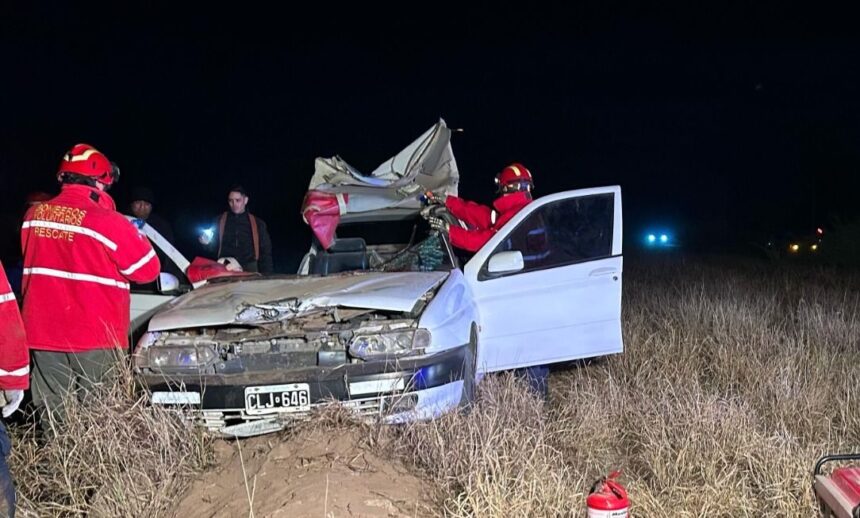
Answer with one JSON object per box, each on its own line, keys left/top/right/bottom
{"left": 244, "top": 383, "right": 311, "bottom": 415}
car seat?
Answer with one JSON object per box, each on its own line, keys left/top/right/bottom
{"left": 312, "top": 237, "right": 369, "bottom": 275}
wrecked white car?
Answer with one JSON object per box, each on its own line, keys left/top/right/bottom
{"left": 133, "top": 119, "right": 624, "bottom": 437}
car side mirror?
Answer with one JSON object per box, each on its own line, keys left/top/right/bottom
{"left": 487, "top": 250, "right": 524, "bottom": 274}
{"left": 157, "top": 272, "right": 180, "bottom": 293}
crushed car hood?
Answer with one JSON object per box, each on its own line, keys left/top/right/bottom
{"left": 147, "top": 271, "right": 449, "bottom": 331}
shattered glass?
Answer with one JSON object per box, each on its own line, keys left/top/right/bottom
{"left": 378, "top": 234, "right": 451, "bottom": 273}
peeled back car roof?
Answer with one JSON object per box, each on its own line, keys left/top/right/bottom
{"left": 302, "top": 118, "right": 460, "bottom": 247}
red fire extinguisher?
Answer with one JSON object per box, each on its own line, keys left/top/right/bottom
{"left": 586, "top": 470, "right": 629, "bottom": 518}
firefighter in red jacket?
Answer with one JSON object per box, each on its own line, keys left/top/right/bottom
{"left": 1, "top": 261, "right": 28, "bottom": 516}
{"left": 20, "top": 144, "right": 160, "bottom": 428}
{"left": 425, "top": 163, "right": 535, "bottom": 252}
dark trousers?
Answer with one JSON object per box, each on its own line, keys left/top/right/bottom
{"left": 515, "top": 365, "right": 550, "bottom": 399}
{"left": 0, "top": 421, "right": 15, "bottom": 518}
{"left": 31, "top": 349, "right": 120, "bottom": 431}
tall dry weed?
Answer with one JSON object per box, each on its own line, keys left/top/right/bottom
{"left": 393, "top": 373, "right": 585, "bottom": 517}
{"left": 8, "top": 359, "right": 212, "bottom": 517}
{"left": 391, "top": 258, "right": 860, "bottom": 517}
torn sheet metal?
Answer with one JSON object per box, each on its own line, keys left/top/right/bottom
{"left": 302, "top": 118, "right": 459, "bottom": 247}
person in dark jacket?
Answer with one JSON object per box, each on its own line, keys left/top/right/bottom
{"left": 199, "top": 185, "right": 273, "bottom": 274}
{"left": 126, "top": 186, "right": 184, "bottom": 286}
{"left": 128, "top": 186, "right": 175, "bottom": 243}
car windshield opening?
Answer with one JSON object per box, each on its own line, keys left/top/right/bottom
{"left": 377, "top": 231, "right": 455, "bottom": 273}
{"left": 308, "top": 219, "right": 456, "bottom": 276}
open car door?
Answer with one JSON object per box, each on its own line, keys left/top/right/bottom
{"left": 128, "top": 219, "right": 191, "bottom": 336}
{"left": 464, "top": 186, "right": 623, "bottom": 373}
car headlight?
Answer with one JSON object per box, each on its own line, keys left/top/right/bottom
{"left": 348, "top": 329, "right": 431, "bottom": 360}
{"left": 135, "top": 343, "right": 216, "bottom": 372}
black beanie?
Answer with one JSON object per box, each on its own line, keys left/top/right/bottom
{"left": 130, "top": 186, "right": 155, "bottom": 205}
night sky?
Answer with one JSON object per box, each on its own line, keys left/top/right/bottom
{"left": 2, "top": 4, "right": 859, "bottom": 271}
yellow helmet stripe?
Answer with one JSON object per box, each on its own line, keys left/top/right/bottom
{"left": 67, "top": 149, "right": 101, "bottom": 162}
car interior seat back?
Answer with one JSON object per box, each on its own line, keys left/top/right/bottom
{"left": 312, "top": 237, "right": 369, "bottom": 275}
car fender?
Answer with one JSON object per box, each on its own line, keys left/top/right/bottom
{"left": 418, "top": 269, "right": 479, "bottom": 355}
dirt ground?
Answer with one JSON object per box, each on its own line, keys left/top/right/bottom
{"left": 173, "top": 427, "right": 433, "bottom": 518}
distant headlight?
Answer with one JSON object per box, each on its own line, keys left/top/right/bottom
{"left": 789, "top": 243, "right": 800, "bottom": 252}
{"left": 348, "top": 329, "right": 431, "bottom": 360}
{"left": 646, "top": 232, "right": 672, "bottom": 246}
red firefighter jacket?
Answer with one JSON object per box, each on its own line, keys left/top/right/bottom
{"left": 445, "top": 191, "right": 532, "bottom": 252}
{"left": 20, "top": 184, "right": 160, "bottom": 352}
{"left": 0, "top": 261, "right": 28, "bottom": 390}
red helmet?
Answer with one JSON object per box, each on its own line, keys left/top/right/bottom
{"left": 495, "top": 163, "right": 533, "bottom": 194}
{"left": 57, "top": 143, "right": 120, "bottom": 186}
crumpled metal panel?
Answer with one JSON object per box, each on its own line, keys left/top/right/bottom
{"left": 302, "top": 118, "right": 460, "bottom": 247}
{"left": 147, "top": 270, "right": 448, "bottom": 331}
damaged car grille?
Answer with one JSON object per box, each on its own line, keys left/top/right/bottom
{"left": 134, "top": 309, "right": 425, "bottom": 375}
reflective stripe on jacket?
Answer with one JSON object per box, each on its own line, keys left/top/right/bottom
{"left": 21, "top": 184, "right": 160, "bottom": 352}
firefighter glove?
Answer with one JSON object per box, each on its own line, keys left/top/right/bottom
{"left": 427, "top": 216, "right": 449, "bottom": 233}
{"left": 2, "top": 390, "right": 24, "bottom": 418}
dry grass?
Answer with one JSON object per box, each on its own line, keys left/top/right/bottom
{"left": 7, "top": 257, "right": 858, "bottom": 517}
{"left": 8, "top": 360, "right": 213, "bottom": 517}
{"left": 392, "top": 374, "right": 584, "bottom": 516}
{"left": 388, "top": 257, "right": 860, "bottom": 517}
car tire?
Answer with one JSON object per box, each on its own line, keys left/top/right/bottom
{"left": 458, "top": 324, "right": 478, "bottom": 408}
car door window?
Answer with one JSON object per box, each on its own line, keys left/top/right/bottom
{"left": 481, "top": 193, "right": 614, "bottom": 279}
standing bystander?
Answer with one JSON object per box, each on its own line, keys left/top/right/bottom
{"left": 198, "top": 185, "right": 273, "bottom": 274}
